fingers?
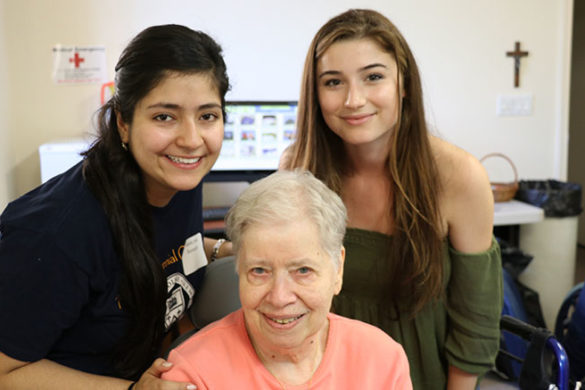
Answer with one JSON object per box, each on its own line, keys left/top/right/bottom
{"left": 135, "top": 379, "right": 197, "bottom": 390}
{"left": 145, "top": 358, "right": 174, "bottom": 377}
{"left": 137, "top": 358, "right": 197, "bottom": 390}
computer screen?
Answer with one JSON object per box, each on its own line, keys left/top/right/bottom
{"left": 207, "top": 101, "right": 298, "bottom": 182}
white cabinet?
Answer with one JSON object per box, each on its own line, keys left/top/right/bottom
{"left": 38, "top": 138, "right": 91, "bottom": 183}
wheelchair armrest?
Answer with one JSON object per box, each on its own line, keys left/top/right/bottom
{"left": 501, "top": 315, "right": 542, "bottom": 340}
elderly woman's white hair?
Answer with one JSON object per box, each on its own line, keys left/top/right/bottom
{"left": 225, "top": 169, "right": 347, "bottom": 268}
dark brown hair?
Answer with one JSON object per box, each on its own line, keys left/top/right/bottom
{"left": 82, "top": 24, "right": 229, "bottom": 379}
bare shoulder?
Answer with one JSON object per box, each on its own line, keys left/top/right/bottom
{"left": 430, "top": 136, "right": 490, "bottom": 200}
{"left": 278, "top": 144, "right": 293, "bottom": 170}
{"left": 430, "top": 136, "right": 494, "bottom": 252}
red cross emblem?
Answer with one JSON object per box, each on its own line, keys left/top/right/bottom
{"left": 69, "top": 52, "right": 85, "bottom": 68}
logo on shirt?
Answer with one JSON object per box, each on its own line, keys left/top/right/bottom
{"left": 165, "top": 272, "right": 195, "bottom": 330}
{"left": 162, "top": 246, "right": 185, "bottom": 270}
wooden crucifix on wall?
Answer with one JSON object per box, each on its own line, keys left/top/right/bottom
{"left": 506, "top": 41, "right": 529, "bottom": 88}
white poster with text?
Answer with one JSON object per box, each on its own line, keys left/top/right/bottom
{"left": 52, "top": 45, "right": 106, "bottom": 84}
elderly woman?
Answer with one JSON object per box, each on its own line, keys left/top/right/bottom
{"left": 163, "top": 170, "right": 412, "bottom": 389}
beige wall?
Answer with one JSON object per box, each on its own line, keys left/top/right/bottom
{"left": 0, "top": 0, "right": 575, "bottom": 206}
{"left": 0, "top": 2, "right": 11, "bottom": 210}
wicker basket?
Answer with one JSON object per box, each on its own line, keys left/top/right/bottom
{"left": 480, "top": 153, "right": 519, "bottom": 202}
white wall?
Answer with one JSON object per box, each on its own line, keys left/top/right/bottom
{"left": 0, "top": 0, "right": 574, "bottom": 207}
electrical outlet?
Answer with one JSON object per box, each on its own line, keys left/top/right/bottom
{"left": 496, "top": 94, "right": 533, "bottom": 116}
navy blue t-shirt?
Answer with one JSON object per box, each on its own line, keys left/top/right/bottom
{"left": 0, "top": 162, "right": 205, "bottom": 375}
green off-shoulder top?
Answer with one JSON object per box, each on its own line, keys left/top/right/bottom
{"left": 332, "top": 228, "right": 503, "bottom": 390}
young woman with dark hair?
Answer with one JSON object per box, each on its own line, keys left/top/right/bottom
{"left": 281, "top": 9, "right": 502, "bottom": 390}
{"left": 0, "top": 24, "right": 231, "bottom": 389}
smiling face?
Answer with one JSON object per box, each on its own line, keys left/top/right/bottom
{"left": 316, "top": 38, "right": 402, "bottom": 150}
{"left": 237, "top": 218, "right": 344, "bottom": 356}
{"left": 117, "top": 71, "right": 224, "bottom": 206}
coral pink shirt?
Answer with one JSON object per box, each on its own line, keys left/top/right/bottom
{"left": 164, "top": 309, "right": 412, "bottom": 389}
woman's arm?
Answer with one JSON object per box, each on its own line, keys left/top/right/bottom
{"left": 446, "top": 365, "right": 478, "bottom": 390}
{"left": 203, "top": 237, "right": 233, "bottom": 263}
{"left": 439, "top": 144, "right": 500, "bottom": 388}
{"left": 0, "top": 351, "right": 130, "bottom": 390}
{"left": 444, "top": 150, "right": 494, "bottom": 253}
{"left": 0, "top": 352, "right": 195, "bottom": 390}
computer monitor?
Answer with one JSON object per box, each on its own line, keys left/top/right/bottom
{"left": 206, "top": 101, "right": 298, "bottom": 182}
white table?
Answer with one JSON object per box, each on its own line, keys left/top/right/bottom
{"left": 493, "top": 199, "right": 544, "bottom": 226}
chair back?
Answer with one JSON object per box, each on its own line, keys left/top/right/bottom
{"left": 165, "top": 255, "right": 241, "bottom": 357}
{"left": 190, "top": 255, "right": 241, "bottom": 330}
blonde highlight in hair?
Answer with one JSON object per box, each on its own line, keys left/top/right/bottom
{"left": 285, "top": 9, "right": 443, "bottom": 315}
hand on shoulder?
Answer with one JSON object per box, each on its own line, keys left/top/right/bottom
{"left": 136, "top": 358, "right": 196, "bottom": 390}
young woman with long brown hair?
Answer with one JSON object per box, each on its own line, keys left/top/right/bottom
{"left": 281, "top": 9, "right": 502, "bottom": 390}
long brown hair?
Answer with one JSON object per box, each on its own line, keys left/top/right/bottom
{"left": 284, "top": 9, "right": 443, "bottom": 314}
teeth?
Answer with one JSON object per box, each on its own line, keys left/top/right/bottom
{"left": 271, "top": 315, "right": 302, "bottom": 324}
{"left": 168, "top": 155, "right": 201, "bottom": 164}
